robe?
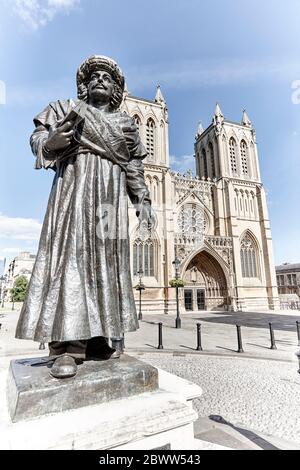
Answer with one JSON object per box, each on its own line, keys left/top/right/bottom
{"left": 16, "top": 99, "right": 150, "bottom": 342}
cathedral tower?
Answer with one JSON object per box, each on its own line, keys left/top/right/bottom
{"left": 194, "top": 104, "right": 279, "bottom": 310}
{"left": 121, "top": 86, "right": 173, "bottom": 313}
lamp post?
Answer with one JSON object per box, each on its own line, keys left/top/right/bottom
{"left": 0, "top": 281, "right": 3, "bottom": 309}
{"left": 296, "top": 350, "right": 300, "bottom": 374}
{"left": 1, "top": 287, "right": 5, "bottom": 308}
{"left": 172, "top": 255, "right": 181, "bottom": 329}
{"left": 136, "top": 270, "right": 145, "bottom": 321}
{"left": 1, "top": 274, "right": 7, "bottom": 308}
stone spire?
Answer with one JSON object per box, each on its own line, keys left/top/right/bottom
{"left": 241, "top": 109, "right": 252, "bottom": 127}
{"left": 195, "top": 121, "right": 204, "bottom": 139}
{"left": 155, "top": 85, "right": 165, "bottom": 104}
{"left": 214, "top": 102, "right": 224, "bottom": 121}
{"left": 123, "top": 81, "right": 129, "bottom": 96}
{"left": 213, "top": 102, "right": 224, "bottom": 136}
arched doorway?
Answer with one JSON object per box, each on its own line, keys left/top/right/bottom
{"left": 183, "top": 250, "right": 228, "bottom": 311}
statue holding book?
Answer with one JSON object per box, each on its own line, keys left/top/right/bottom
{"left": 16, "top": 55, "right": 152, "bottom": 379}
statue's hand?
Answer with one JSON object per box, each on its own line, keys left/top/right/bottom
{"left": 45, "top": 121, "right": 74, "bottom": 152}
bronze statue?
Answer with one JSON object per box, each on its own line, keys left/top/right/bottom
{"left": 16, "top": 56, "right": 152, "bottom": 378}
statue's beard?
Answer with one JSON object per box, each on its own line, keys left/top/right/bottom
{"left": 88, "top": 89, "right": 111, "bottom": 105}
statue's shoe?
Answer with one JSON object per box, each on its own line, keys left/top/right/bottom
{"left": 109, "top": 349, "right": 121, "bottom": 359}
{"left": 50, "top": 354, "right": 77, "bottom": 379}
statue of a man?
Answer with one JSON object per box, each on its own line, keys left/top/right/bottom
{"left": 16, "top": 56, "right": 152, "bottom": 378}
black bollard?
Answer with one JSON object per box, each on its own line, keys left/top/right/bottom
{"left": 269, "top": 322, "right": 277, "bottom": 350}
{"left": 296, "top": 351, "right": 300, "bottom": 374}
{"left": 39, "top": 342, "right": 45, "bottom": 350}
{"left": 196, "top": 323, "right": 203, "bottom": 351}
{"left": 157, "top": 322, "right": 163, "bottom": 350}
{"left": 296, "top": 321, "right": 300, "bottom": 347}
{"left": 236, "top": 325, "right": 244, "bottom": 353}
{"left": 0, "top": 323, "right": 2, "bottom": 330}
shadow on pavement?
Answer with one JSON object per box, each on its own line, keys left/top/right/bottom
{"left": 145, "top": 343, "right": 158, "bottom": 349}
{"left": 209, "top": 415, "right": 279, "bottom": 450}
{"left": 194, "top": 311, "right": 300, "bottom": 332}
{"left": 246, "top": 343, "right": 270, "bottom": 350}
{"left": 216, "top": 346, "right": 238, "bottom": 353}
{"left": 180, "top": 344, "right": 198, "bottom": 351}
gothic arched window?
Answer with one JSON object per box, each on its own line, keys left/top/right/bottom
{"left": 229, "top": 137, "right": 237, "bottom": 174}
{"left": 208, "top": 142, "right": 216, "bottom": 178}
{"left": 152, "top": 177, "right": 160, "bottom": 204}
{"left": 240, "top": 140, "right": 248, "bottom": 175}
{"left": 201, "top": 148, "right": 208, "bottom": 179}
{"left": 133, "top": 114, "right": 141, "bottom": 130}
{"left": 240, "top": 233, "right": 258, "bottom": 278}
{"left": 146, "top": 118, "right": 155, "bottom": 160}
{"left": 133, "top": 238, "right": 155, "bottom": 277}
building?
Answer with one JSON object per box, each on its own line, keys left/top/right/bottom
{"left": 4, "top": 251, "right": 36, "bottom": 300}
{"left": 276, "top": 263, "right": 300, "bottom": 308}
{"left": 0, "top": 258, "right": 5, "bottom": 277}
{"left": 122, "top": 88, "right": 279, "bottom": 312}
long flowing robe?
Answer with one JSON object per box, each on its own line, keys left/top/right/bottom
{"left": 16, "top": 99, "right": 150, "bottom": 343}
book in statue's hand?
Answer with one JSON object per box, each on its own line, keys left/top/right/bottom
{"left": 58, "top": 101, "right": 87, "bottom": 129}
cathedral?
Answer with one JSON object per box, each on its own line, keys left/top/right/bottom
{"left": 121, "top": 87, "right": 279, "bottom": 313}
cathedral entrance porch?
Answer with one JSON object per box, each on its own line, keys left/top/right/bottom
{"left": 183, "top": 250, "right": 229, "bottom": 311}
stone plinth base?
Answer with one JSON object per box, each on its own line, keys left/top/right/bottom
{"left": 1, "top": 356, "right": 203, "bottom": 450}
{"left": 7, "top": 354, "right": 158, "bottom": 423}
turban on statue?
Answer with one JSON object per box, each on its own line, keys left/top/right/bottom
{"left": 76, "top": 55, "right": 125, "bottom": 110}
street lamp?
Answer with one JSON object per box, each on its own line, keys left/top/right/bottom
{"left": 1, "top": 286, "right": 5, "bottom": 308}
{"left": 172, "top": 255, "right": 181, "bottom": 329}
{"left": 0, "top": 275, "right": 5, "bottom": 308}
{"left": 135, "top": 270, "right": 145, "bottom": 321}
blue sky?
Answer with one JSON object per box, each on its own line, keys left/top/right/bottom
{"left": 0, "top": 0, "right": 300, "bottom": 269}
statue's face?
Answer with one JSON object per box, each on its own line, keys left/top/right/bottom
{"left": 88, "top": 69, "right": 114, "bottom": 104}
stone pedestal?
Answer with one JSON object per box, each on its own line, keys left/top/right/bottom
{"left": 1, "top": 354, "right": 203, "bottom": 450}
{"left": 7, "top": 354, "right": 158, "bottom": 422}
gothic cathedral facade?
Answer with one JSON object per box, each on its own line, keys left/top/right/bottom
{"left": 121, "top": 87, "right": 279, "bottom": 313}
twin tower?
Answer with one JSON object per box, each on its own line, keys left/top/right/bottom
{"left": 122, "top": 87, "right": 279, "bottom": 312}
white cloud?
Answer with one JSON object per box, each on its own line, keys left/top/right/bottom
{"left": 8, "top": 77, "right": 74, "bottom": 107}
{"left": 170, "top": 154, "right": 195, "bottom": 172}
{"left": 1, "top": 248, "right": 26, "bottom": 253}
{"left": 0, "top": 214, "right": 42, "bottom": 240}
{"left": 1, "top": 246, "right": 37, "bottom": 253}
{"left": 127, "top": 59, "right": 300, "bottom": 91}
{"left": 0, "top": 80, "right": 6, "bottom": 105}
{"left": 13, "top": 0, "right": 80, "bottom": 30}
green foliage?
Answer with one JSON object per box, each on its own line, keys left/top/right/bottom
{"left": 10, "top": 275, "right": 28, "bottom": 302}
{"left": 169, "top": 278, "right": 185, "bottom": 288}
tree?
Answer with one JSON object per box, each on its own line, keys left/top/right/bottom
{"left": 11, "top": 275, "right": 28, "bottom": 302}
